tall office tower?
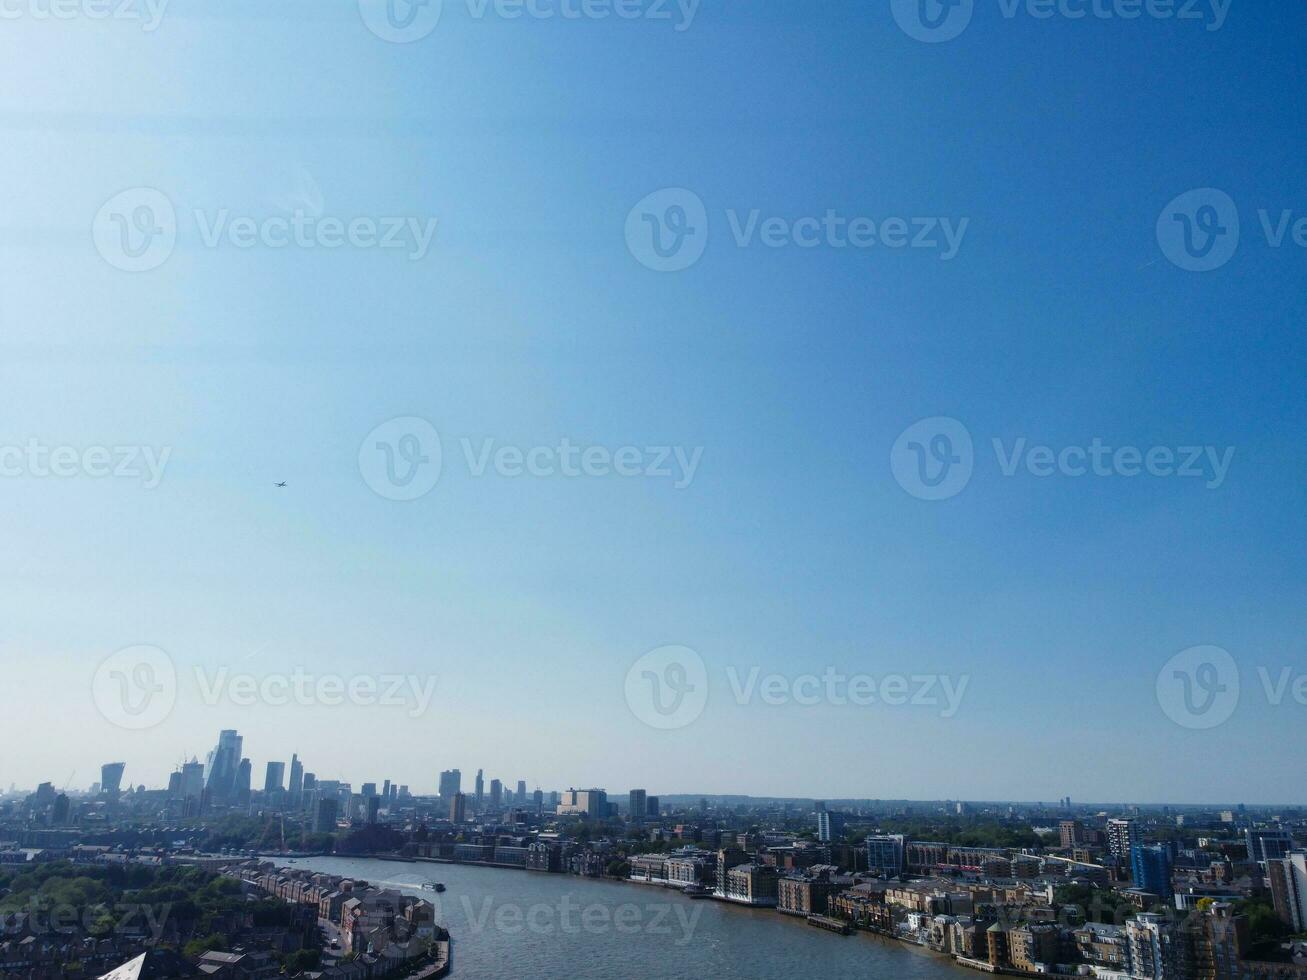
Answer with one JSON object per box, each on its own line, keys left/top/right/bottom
{"left": 302, "top": 773, "right": 316, "bottom": 796}
{"left": 180, "top": 758, "right": 205, "bottom": 800}
{"left": 100, "top": 763, "right": 126, "bottom": 798}
{"left": 646, "top": 796, "right": 659, "bottom": 817}
{"left": 1269, "top": 851, "right": 1307, "bottom": 931}
{"left": 52, "top": 794, "right": 71, "bottom": 824}
{"left": 439, "top": 770, "right": 461, "bottom": 801}
{"left": 234, "top": 759, "right": 252, "bottom": 805}
{"left": 557, "top": 789, "right": 608, "bottom": 817}
{"left": 288, "top": 755, "right": 304, "bottom": 802}
{"left": 204, "top": 730, "right": 244, "bottom": 801}
{"left": 533, "top": 789, "right": 543, "bottom": 810}
{"left": 817, "top": 810, "right": 845, "bottom": 842}
{"left": 366, "top": 795, "right": 381, "bottom": 825}
{"left": 1131, "top": 844, "right": 1175, "bottom": 897}
{"left": 449, "top": 792, "right": 467, "bottom": 824}
{"left": 382, "top": 779, "right": 391, "bottom": 800}
{"left": 1107, "top": 818, "right": 1139, "bottom": 860}
{"left": 398, "top": 785, "right": 409, "bottom": 799}
{"left": 516, "top": 780, "right": 527, "bottom": 802}
{"left": 263, "top": 761, "right": 286, "bottom": 795}
{"left": 315, "top": 798, "right": 339, "bottom": 834}
{"left": 866, "top": 834, "right": 907, "bottom": 876}
{"left": 361, "top": 782, "right": 377, "bottom": 799}
{"left": 166, "top": 771, "right": 182, "bottom": 796}
{"left": 629, "top": 789, "right": 647, "bottom": 819}
{"left": 475, "top": 770, "right": 484, "bottom": 809}
{"left": 1246, "top": 828, "right": 1295, "bottom": 864}
{"left": 489, "top": 779, "right": 503, "bottom": 808}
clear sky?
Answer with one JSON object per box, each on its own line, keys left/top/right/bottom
{"left": 1, "top": 0, "right": 1304, "bottom": 804}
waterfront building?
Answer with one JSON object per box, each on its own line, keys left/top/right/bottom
{"left": 720, "top": 864, "right": 779, "bottom": 907}
{"left": 777, "top": 868, "right": 837, "bottom": 916}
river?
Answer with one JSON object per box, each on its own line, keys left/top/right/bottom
{"left": 276, "top": 855, "right": 974, "bottom": 979}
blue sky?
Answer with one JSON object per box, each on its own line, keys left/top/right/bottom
{"left": 1, "top": 0, "right": 1304, "bottom": 803}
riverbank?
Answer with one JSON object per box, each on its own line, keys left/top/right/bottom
{"left": 274, "top": 855, "right": 974, "bottom": 980}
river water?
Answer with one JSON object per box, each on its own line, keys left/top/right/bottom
{"left": 278, "top": 855, "right": 973, "bottom": 979}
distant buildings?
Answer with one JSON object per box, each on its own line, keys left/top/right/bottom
{"left": 100, "top": 763, "right": 125, "bottom": 799}
{"left": 629, "top": 789, "right": 647, "bottom": 819}
{"left": 1107, "top": 818, "right": 1139, "bottom": 861}
{"left": 449, "top": 792, "right": 467, "bottom": 824}
{"left": 438, "top": 769, "right": 461, "bottom": 801}
{"left": 557, "top": 788, "right": 608, "bottom": 817}
{"left": 263, "top": 761, "right": 285, "bottom": 795}
{"left": 315, "top": 798, "right": 339, "bottom": 834}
